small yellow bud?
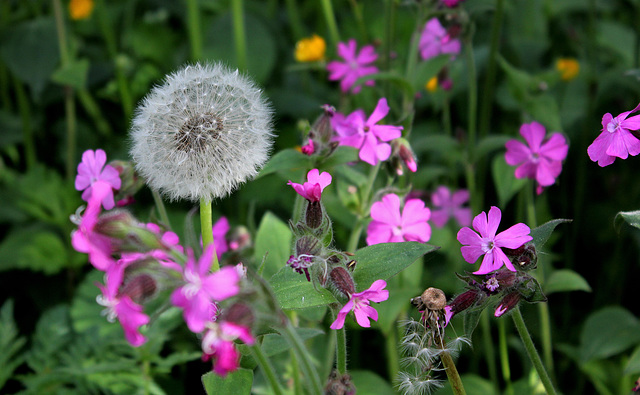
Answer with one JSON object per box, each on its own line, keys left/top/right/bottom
{"left": 69, "top": 0, "right": 94, "bottom": 20}
{"left": 294, "top": 34, "right": 326, "bottom": 62}
{"left": 425, "top": 76, "right": 438, "bottom": 92}
{"left": 556, "top": 58, "right": 579, "bottom": 81}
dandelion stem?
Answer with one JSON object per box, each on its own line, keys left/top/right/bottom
{"left": 186, "top": 0, "right": 202, "bottom": 60}
{"left": 231, "top": 0, "right": 248, "bottom": 71}
{"left": 440, "top": 350, "right": 466, "bottom": 395}
{"left": 250, "top": 343, "right": 285, "bottom": 395}
{"left": 511, "top": 307, "right": 558, "bottom": 395}
{"left": 200, "top": 198, "right": 220, "bottom": 271}
{"left": 320, "top": 0, "right": 341, "bottom": 48}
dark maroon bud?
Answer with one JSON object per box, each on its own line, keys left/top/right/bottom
{"left": 494, "top": 269, "right": 517, "bottom": 288}
{"left": 305, "top": 201, "right": 323, "bottom": 229}
{"left": 296, "top": 235, "right": 321, "bottom": 256}
{"left": 221, "top": 303, "right": 254, "bottom": 328}
{"left": 120, "top": 274, "right": 157, "bottom": 304}
{"left": 494, "top": 292, "right": 521, "bottom": 317}
{"left": 329, "top": 267, "right": 356, "bottom": 297}
{"left": 449, "top": 289, "right": 481, "bottom": 315}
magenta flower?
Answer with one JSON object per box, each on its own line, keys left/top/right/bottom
{"left": 442, "top": 0, "right": 464, "bottom": 7}
{"left": 587, "top": 103, "right": 640, "bottom": 167}
{"left": 96, "top": 276, "right": 149, "bottom": 347}
{"left": 171, "top": 245, "right": 241, "bottom": 333}
{"left": 75, "top": 149, "right": 122, "bottom": 210}
{"left": 332, "top": 98, "right": 403, "bottom": 166}
{"left": 71, "top": 180, "right": 117, "bottom": 271}
{"left": 430, "top": 186, "right": 471, "bottom": 228}
{"left": 287, "top": 169, "right": 332, "bottom": 202}
{"left": 327, "top": 39, "right": 379, "bottom": 94}
{"left": 330, "top": 279, "right": 389, "bottom": 330}
{"left": 457, "top": 206, "right": 532, "bottom": 274}
{"left": 505, "top": 121, "right": 568, "bottom": 194}
{"left": 367, "top": 194, "right": 431, "bottom": 245}
{"left": 419, "top": 18, "right": 461, "bottom": 61}
{"left": 212, "top": 216, "right": 230, "bottom": 260}
{"left": 201, "top": 321, "right": 255, "bottom": 376}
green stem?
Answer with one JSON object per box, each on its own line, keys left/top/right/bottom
{"left": 186, "top": 0, "right": 202, "bottom": 60}
{"left": 480, "top": 310, "right": 499, "bottom": 392}
{"left": 346, "top": 162, "right": 380, "bottom": 252}
{"left": 440, "top": 350, "right": 466, "bottom": 395}
{"left": 284, "top": 0, "right": 304, "bottom": 40}
{"left": 200, "top": 198, "right": 220, "bottom": 271}
{"left": 280, "top": 322, "right": 323, "bottom": 395}
{"left": 152, "top": 189, "right": 172, "bottom": 229}
{"left": 511, "top": 307, "right": 558, "bottom": 395}
{"left": 250, "top": 343, "right": 285, "bottom": 395}
{"left": 14, "top": 76, "right": 35, "bottom": 170}
{"left": 231, "top": 0, "right": 248, "bottom": 71}
{"left": 349, "top": 0, "right": 368, "bottom": 43}
{"left": 464, "top": 32, "right": 479, "bottom": 213}
{"left": 77, "top": 89, "right": 112, "bottom": 137}
{"left": 385, "top": 325, "right": 400, "bottom": 384}
{"left": 498, "top": 319, "right": 513, "bottom": 395}
{"left": 478, "top": 0, "right": 504, "bottom": 139}
{"left": 443, "top": 94, "right": 452, "bottom": 137}
{"left": 333, "top": 308, "right": 348, "bottom": 374}
{"left": 320, "top": 0, "right": 340, "bottom": 48}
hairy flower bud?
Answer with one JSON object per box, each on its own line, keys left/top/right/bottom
{"left": 494, "top": 292, "right": 521, "bottom": 317}
{"left": 305, "top": 201, "right": 323, "bottom": 229}
{"left": 324, "top": 370, "right": 356, "bottom": 395}
{"left": 329, "top": 266, "right": 356, "bottom": 297}
{"left": 109, "top": 160, "right": 144, "bottom": 207}
{"left": 120, "top": 274, "right": 157, "bottom": 304}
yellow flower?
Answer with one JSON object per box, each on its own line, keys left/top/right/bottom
{"left": 69, "top": 0, "right": 94, "bottom": 20}
{"left": 425, "top": 76, "right": 438, "bottom": 92}
{"left": 294, "top": 34, "right": 326, "bottom": 62}
{"left": 556, "top": 58, "right": 579, "bottom": 81}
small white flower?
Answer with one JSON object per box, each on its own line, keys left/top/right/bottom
{"left": 130, "top": 63, "right": 274, "bottom": 202}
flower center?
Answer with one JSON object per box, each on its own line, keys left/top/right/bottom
{"left": 607, "top": 118, "right": 620, "bottom": 134}
{"left": 175, "top": 113, "right": 224, "bottom": 153}
{"left": 392, "top": 226, "right": 404, "bottom": 237}
{"left": 482, "top": 239, "right": 495, "bottom": 254}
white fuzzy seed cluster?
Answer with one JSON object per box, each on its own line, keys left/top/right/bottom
{"left": 130, "top": 63, "right": 274, "bottom": 202}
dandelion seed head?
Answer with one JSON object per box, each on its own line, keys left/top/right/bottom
{"left": 130, "top": 63, "right": 274, "bottom": 202}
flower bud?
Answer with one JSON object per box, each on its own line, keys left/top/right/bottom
{"left": 504, "top": 243, "right": 538, "bottom": 271}
{"left": 94, "top": 210, "right": 138, "bottom": 239}
{"left": 329, "top": 266, "right": 356, "bottom": 297}
{"left": 449, "top": 289, "right": 482, "bottom": 315}
{"left": 305, "top": 201, "right": 323, "bottom": 229}
{"left": 120, "top": 274, "right": 157, "bottom": 304}
{"left": 109, "top": 160, "right": 144, "bottom": 207}
{"left": 221, "top": 303, "right": 255, "bottom": 329}
{"left": 324, "top": 370, "right": 356, "bottom": 395}
{"left": 494, "top": 292, "right": 521, "bottom": 317}
{"left": 392, "top": 139, "right": 418, "bottom": 176}
{"left": 229, "top": 226, "right": 251, "bottom": 251}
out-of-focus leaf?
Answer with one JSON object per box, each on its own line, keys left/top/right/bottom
{"left": 530, "top": 219, "right": 571, "bottom": 249}
{"left": 439, "top": 373, "right": 497, "bottom": 395}
{"left": 0, "top": 226, "right": 70, "bottom": 274}
{"left": 202, "top": 368, "right": 253, "bottom": 395}
{"left": 319, "top": 145, "right": 360, "bottom": 168}
{"left": 350, "top": 370, "right": 395, "bottom": 395}
{"left": 545, "top": 269, "right": 591, "bottom": 295}
{"left": 0, "top": 110, "right": 22, "bottom": 148}
{"left": 257, "top": 148, "right": 311, "bottom": 179}
{"left": 260, "top": 328, "right": 324, "bottom": 357}
{"left": 625, "top": 345, "right": 640, "bottom": 375}
{"left": 476, "top": 134, "right": 511, "bottom": 160}
{"left": 376, "top": 286, "right": 421, "bottom": 334}
{"left": 51, "top": 58, "right": 90, "bottom": 89}
{"left": 412, "top": 54, "right": 451, "bottom": 91}
{"left": 254, "top": 212, "right": 292, "bottom": 279}
{"left": 615, "top": 210, "right": 640, "bottom": 231}
{"left": 352, "top": 242, "right": 438, "bottom": 290}
{"left": 0, "top": 300, "right": 26, "bottom": 389}
{"left": 579, "top": 307, "right": 640, "bottom": 362}
{"left": 492, "top": 155, "right": 527, "bottom": 208}
{"left": 0, "top": 17, "right": 59, "bottom": 98}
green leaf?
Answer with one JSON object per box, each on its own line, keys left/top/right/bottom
{"left": 476, "top": 134, "right": 511, "bottom": 160}
{"left": 354, "top": 71, "right": 414, "bottom": 95}
{"left": 349, "top": 370, "right": 395, "bottom": 395}
{"left": 516, "top": 276, "right": 547, "bottom": 303}
{"left": 412, "top": 54, "right": 451, "bottom": 91}
{"left": 253, "top": 212, "right": 293, "bottom": 279}
{"left": 439, "top": 373, "right": 497, "bottom": 395}
{"left": 579, "top": 307, "right": 640, "bottom": 362}
{"left": 51, "top": 58, "right": 90, "bottom": 89}
{"left": 492, "top": 155, "right": 527, "bottom": 208}
{"left": 0, "top": 300, "right": 26, "bottom": 389}
{"left": 256, "top": 148, "right": 311, "bottom": 179}
{"left": 351, "top": 242, "right": 438, "bottom": 290}
{"left": 545, "top": 269, "right": 591, "bottom": 295}
{"left": 319, "top": 145, "right": 360, "bottom": 168}
{"left": 269, "top": 266, "right": 337, "bottom": 310}
{"left": 0, "top": 17, "right": 59, "bottom": 98}
{"left": 530, "top": 219, "right": 571, "bottom": 249}
{"left": 625, "top": 345, "right": 640, "bottom": 375}
{"left": 0, "top": 226, "right": 70, "bottom": 275}
{"left": 260, "top": 328, "right": 324, "bottom": 357}
{"left": 614, "top": 210, "right": 640, "bottom": 231}
{"left": 463, "top": 306, "right": 485, "bottom": 338}
{"left": 202, "top": 368, "right": 253, "bottom": 395}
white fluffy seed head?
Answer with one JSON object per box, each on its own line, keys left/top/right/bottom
{"left": 130, "top": 63, "right": 274, "bottom": 202}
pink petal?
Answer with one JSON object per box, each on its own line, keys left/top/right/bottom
{"left": 460, "top": 245, "right": 485, "bottom": 264}
{"left": 401, "top": 199, "right": 431, "bottom": 225}
{"left": 505, "top": 140, "right": 531, "bottom": 166}
{"left": 520, "top": 122, "right": 546, "bottom": 152}
{"left": 367, "top": 98, "right": 390, "bottom": 126}
{"left": 366, "top": 221, "right": 393, "bottom": 245}
{"left": 494, "top": 223, "right": 532, "bottom": 249}
{"left": 370, "top": 194, "right": 402, "bottom": 226}
{"left": 403, "top": 222, "right": 431, "bottom": 242}
{"left": 354, "top": 304, "right": 378, "bottom": 327}
{"left": 204, "top": 266, "right": 240, "bottom": 301}
{"left": 457, "top": 226, "right": 482, "bottom": 246}
{"left": 539, "top": 133, "right": 568, "bottom": 161}
{"left": 485, "top": 206, "right": 502, "bottom": 238}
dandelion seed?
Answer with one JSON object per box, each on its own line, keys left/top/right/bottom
{"left": 130, "top": 63, "right": 274, "bottom": 202}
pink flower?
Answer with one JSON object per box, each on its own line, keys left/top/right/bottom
{"left": 366, "top": 194, "right": 431, "bottom": 245}
{"left": 171, "top": 245, "right": 241, "bottom": 333}
{"left": 442, "top": 0, "right": 464, "bottom": 7}
{"left": 587, "top": 103, "right": 640, "bottom": 167}
{"left": 75, "top": 149, "right": 122, "bottom": 210}
{"left": 430, "top": 186, "right": 471, "bottom": 228}
{"left": 201, "top": 321, "right": 255, "bottom": 376}
{"left": 330, "top": 279, "right": 389, "bottom": 330}
{"left": 212, "top": 216, "right": 230, "bottom": 260}
{"left": 419, "top": 18, "right": 461, "bottom": 61}
{"left": 71, "top": 180, "right": 117, "bottom": 271}
{"left": 505, "top": 121, "right": 568, "bottom": 194}
{"left": 96, "top": 276, "right": 149, "bottom": 347}
{"left": 287, "top": 169, "right": 332, "bottom": 202}
{"left": 332, "top": 98, "right": 403, "bottom": 166}
{"left": 301, "top": 139, "right": 315, "bottom": 155}
{"left": 457, "top": 206, "right": 532, "bottom": 275}
{"left": 327, "top": 39, "right": 378, "bottom": 94}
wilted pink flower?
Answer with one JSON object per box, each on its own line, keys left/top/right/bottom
{"left": 587, "top": 103, "right": 640, "bottom": 167}
{"left": 71, "top": 180, "right": 117, "bottom": 271}
{"left": 430, "top": 186, "right": 471, "bottom": 228}
{"left": 96, "top": 276, "right": 149, "bottom": 347}
{"left": 457, "top": 206, "right": 532, "bottom": 275}
{"left": 505, "top": 121, "right": 568, "bottom": 194}
{"left": 332, "top": 98, "right": 403, "bottom": 166}
{"left": 330, "top": 279, "right": 389, "bottom": 330}
{"left": 75, "top": 149, "right": 122, "bottom": 210}
{"left": 419, "top": 18, "right": 461, "bottom": 61}
{"left": 367, "top": 194, "right": 431, "bottom": 245}
{"left": 171, "top": 246, "right": 241, "bottom": 333}
{"left": 494, "top": 292, "right": 521, "bottom": 317}
{"left": 326, "top": 39, "right": 378, "bottom": 94}
{"left": 288, "top": 169, "right": 332, "bottom": 202}
{"left": 201, "top": 321, "right": 255, "bottom": 376}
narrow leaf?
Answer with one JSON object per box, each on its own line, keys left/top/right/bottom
{"left": 545, "top": 269, "right": 591, "bottom": 295}
{"left": 530, "top": 219, "right": 571, "bottom": 249}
